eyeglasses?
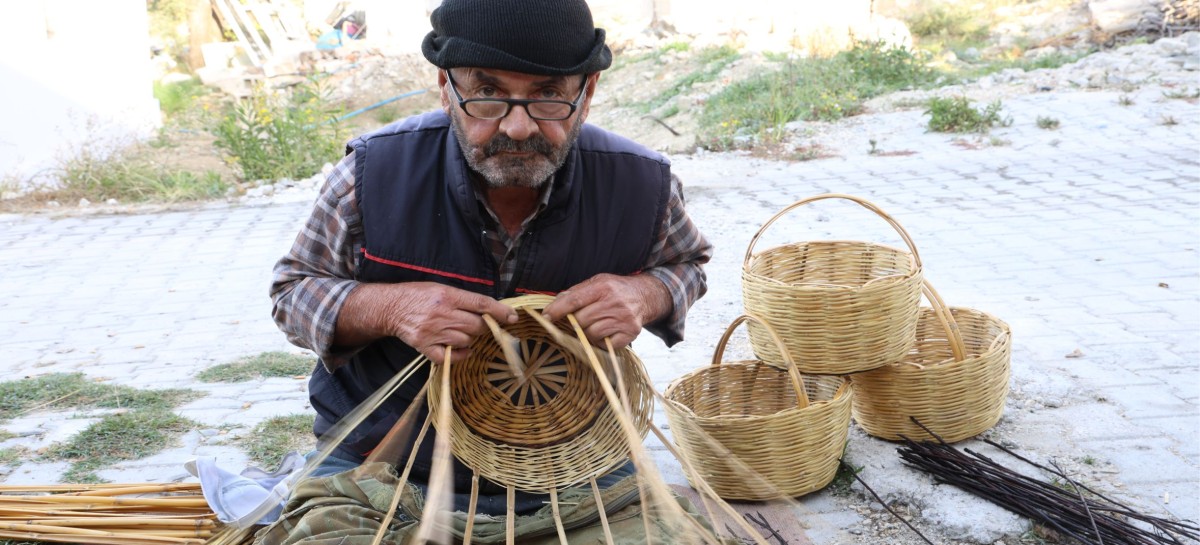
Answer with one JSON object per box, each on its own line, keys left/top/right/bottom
{"left": 445, "top": 71, "right": 588, "bottom": 121}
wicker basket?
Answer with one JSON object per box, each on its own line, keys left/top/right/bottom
{"left": 663, "top": 314, "right": 853, "bottom": 501}
{"left": 742, "top": 193, "right": 924, "bottom": 374}
{"left": 428, "top": 294, "right": 653, "bottom": 492}
{"left": 850, "top": 283, "right": 1012, "bottom": 443}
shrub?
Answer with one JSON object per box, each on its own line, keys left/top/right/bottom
{"left": 926, "top": 96, "right": 1010, "bottom": 133}
{"left": 213, "top": 77, "right": 346, "bottom": 182}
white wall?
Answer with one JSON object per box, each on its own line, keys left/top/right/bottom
{"left": 0, "top": 0, "right": 159, "bottom": 186}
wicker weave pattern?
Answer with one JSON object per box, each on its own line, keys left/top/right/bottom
{"left": 428, "top": 295, "right": 653, "bottom": 492}
{"left": 664, "top": 315, "right": 853, "bottom": 501}
{"left": 742, "top": 194, "right": 924, "bottom": 374}
{"left": 851, "top": 305, "right": 1012, "bottom": 443}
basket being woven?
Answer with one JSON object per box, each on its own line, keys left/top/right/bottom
{"left": 742, "top": 194, "right": 923, "bottom": 374}
{"left": 427, "top": 294, "right": 653, "bottom": 492}
{"left": 851, "top": 282, "right": 1012, "bottom": 443}
{"left": 663, "top": 314, "right": 853, "bottom": 501}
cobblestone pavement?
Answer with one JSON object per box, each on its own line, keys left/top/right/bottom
{"left": 0, "top": 83, "right": 1195, "bottom": 544}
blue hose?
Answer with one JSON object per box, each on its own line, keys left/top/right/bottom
{"left": 336, "top": 89, "right": 427, "bottom": 122}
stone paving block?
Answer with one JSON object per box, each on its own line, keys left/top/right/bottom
{"left": 1093, "top": 383, "right": 1196, "bottom": 419}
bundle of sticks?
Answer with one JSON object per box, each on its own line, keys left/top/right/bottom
{"left": 898, "top": 422, "right": 1200, "bottom": 545}
{"left": 0, "top": 482, "right": 217, "bottom": 544}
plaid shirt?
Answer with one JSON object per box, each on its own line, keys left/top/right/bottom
{"left": 270, "top": 150, "right": 712, "bottom": 368}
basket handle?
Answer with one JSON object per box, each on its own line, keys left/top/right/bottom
{"left": 743, "top": 193, "right": 923, "bottom": 268}
{"left": 921, "top": 280, "right": 967, "bottom": 362}
{"left": 711, "top": 314, "right": 810, "bottom": 409}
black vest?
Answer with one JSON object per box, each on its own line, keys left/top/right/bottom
{"left": 308, "top": 111, "right": 670, "bottom": 506}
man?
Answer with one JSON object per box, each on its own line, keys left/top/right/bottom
{"left": 262, "top": 0, "right": 713, "bottom": 542}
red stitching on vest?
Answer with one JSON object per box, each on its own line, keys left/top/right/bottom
{"left": 515, "top": 288, "right": 559, "bottom": 296}
{"left": 361, "top": 249, "right": 496, "bottom": 286}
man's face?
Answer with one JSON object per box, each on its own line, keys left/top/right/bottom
{"left": 441, "top": 68, "right": 595, "bottom": 189}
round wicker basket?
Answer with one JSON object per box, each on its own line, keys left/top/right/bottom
{"left": 742, "top": 194, "right": 923, "bottom": 374}
{"left": 428, "top": 294, "right": 653, "bottom": 492}
{"left": 850, "top": 284, "right": 1012, "bottom": 443}
{"left": 663, "top": 314, "right": 853, "bottom": 501}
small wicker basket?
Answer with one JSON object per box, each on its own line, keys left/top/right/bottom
{"left": 428, "top": 294, "right": 653, "bottom": 492}
{"left": 742, "top": 194, "right": 924, "bottom": 375}
{"left": 663, "top": 314, "right": 853, "bottom": 501}
{"left": 850, "top": 283, "right": 1012, "bottom": 443}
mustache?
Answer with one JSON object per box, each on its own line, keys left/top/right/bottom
{"left": 482, "top": 134, "right": 555, "bottom": 158}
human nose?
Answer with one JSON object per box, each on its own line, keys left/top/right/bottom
{"left": 498, "top": 103, "right": 538, "bottom": 141}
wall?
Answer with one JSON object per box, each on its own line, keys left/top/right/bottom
{"left": 0, "top": 0, "right": 159, "bottom": 187}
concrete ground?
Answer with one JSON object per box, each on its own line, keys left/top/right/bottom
{"left": 0, "top": 81, "right": 1196, "bottom": 543}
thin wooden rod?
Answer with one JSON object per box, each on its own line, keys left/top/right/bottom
{"left": 548, "top": 486, "right": 569, "bottom": 545}
{"left": 413, "top": 349, "right": 455, "bottom": 545}
{"left": 506, "top": 485, "right": 516, "bottom": 545}
{"left": 462, "top": 473, "right": 480, "bottom": 545}
{"left": 590, "top": 477, "right": 615, "bottom": 545}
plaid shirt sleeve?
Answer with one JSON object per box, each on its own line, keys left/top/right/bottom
{"left": 641, "top": 173, "right": 713, "bottom": 346}
{"left": 269, "top": 153, "right": 365, "bottom": 368}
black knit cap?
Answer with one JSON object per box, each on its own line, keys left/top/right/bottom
{"left": 422, "top": 0, "right": 612, "bottom": 76}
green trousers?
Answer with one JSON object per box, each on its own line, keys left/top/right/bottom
{"left": 253, "top": 462, "right": 736, "bottom": 545}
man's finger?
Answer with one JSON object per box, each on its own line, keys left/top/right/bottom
{"left": 458, "top": 290, "right": 519, "bottom": 324}
{"left": 544, "top": 285, "right": 604, "bottom": 320}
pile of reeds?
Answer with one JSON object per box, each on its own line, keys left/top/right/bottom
{"left": 0, "top": 482, "right": 217, "bottom": 544}
{"left": 898, "top": 423, "right": 1200, "bottom": 545}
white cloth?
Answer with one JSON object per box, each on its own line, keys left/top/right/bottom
{"left": 185, "top": 451, "right": 306, "bottom": 526}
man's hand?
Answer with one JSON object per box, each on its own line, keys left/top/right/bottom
{"left": 542, "top": 273, "right": 671, "bottom": 350}
{"left": 336, "top": 282, "right": 518, "bottom": 364}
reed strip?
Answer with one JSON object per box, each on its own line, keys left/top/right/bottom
{"left": 413, "top": 349, "right": 455, "bottom": 545}
{"left": 548, "top": 486, "right": 568, "bottom": 545}
{"left": 463, "top": 473, "right": 479, "bottom": 545}
{"left": 563, "top": 316, "right": 759, "bottom": 545}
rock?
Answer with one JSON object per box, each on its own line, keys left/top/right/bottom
{"left": 960, "top": 47, "right": 981, "bottom": 61}
{"left": 78, "top": 198, "right": 90, "bottom": 207}
{"left": 105, "top": 198, "right": 118, "bottom": 205}
{"left": 1154, "top": 37, "right": 1189, "bottom": 56}
{"left": 47, "top": 201, "right": 60, "bottom": 207}
{"left": 1089, "top": 0, "right": 1156, "bottom": 34}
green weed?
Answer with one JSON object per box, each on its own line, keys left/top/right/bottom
{"left": 906, "top": 3, "right": 990, "bottom": 42}
{"left": 926, "top": 96, "right": 1010, "bottom": 133}
{"left": 237, "top": 414, "right": 316, "bottom": 468}
{"left": 0, "top": 373, "right": 202, "bottom": 422}
{"left": 1163, "top": 87, "right": 1200, "bottom": 99}
{"left": 197, "top": 352, "right": 317, "bottom": 383}
{"left": 1118, "top": 94, "right": 1135, "bottom": 106}
{"left": 639, "top": 45, "right": 740, "bottom": 114}
{"left": 829, "top": 457, "right": 863, "bottom": 496}
{"left": 700, "top": 41, "right": 936, "bottom": 150}
{"left": 47, "top": 409, "right": 198, "bottom": 483}
{"left": 1036, "top": 116, "right": 1060, "bottom": 129}
{"left": 213, "top": 77, "right": 346, "bottom": 181}
{"left": 0, "top": 446, "right": 25, "bottom": 466}
{"left": 153, "top": 78, "right": 208, "bottom": 117}
{"left": 2, "top": 141, "right": 231, "bottom": 207}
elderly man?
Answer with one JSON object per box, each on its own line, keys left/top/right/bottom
{"left": 262, "top": 0, "right": 714, "bottom": 542}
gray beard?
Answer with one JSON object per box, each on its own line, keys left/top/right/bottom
{"left": 449, "top": 108, "right": 584, "bottom": 189}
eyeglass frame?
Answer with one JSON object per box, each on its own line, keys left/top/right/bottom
{"left": 444, "top": 70, "right": 589, "bottom": 121}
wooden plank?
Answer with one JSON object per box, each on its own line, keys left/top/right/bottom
{"left": 227, "top": 0, "right": 273, "bottom": 60}
{"left": 210, "top": 0, "right": 264, "bottom": 65}
{"left": 247, "top": 3, "right": 288, "bottom": 49}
